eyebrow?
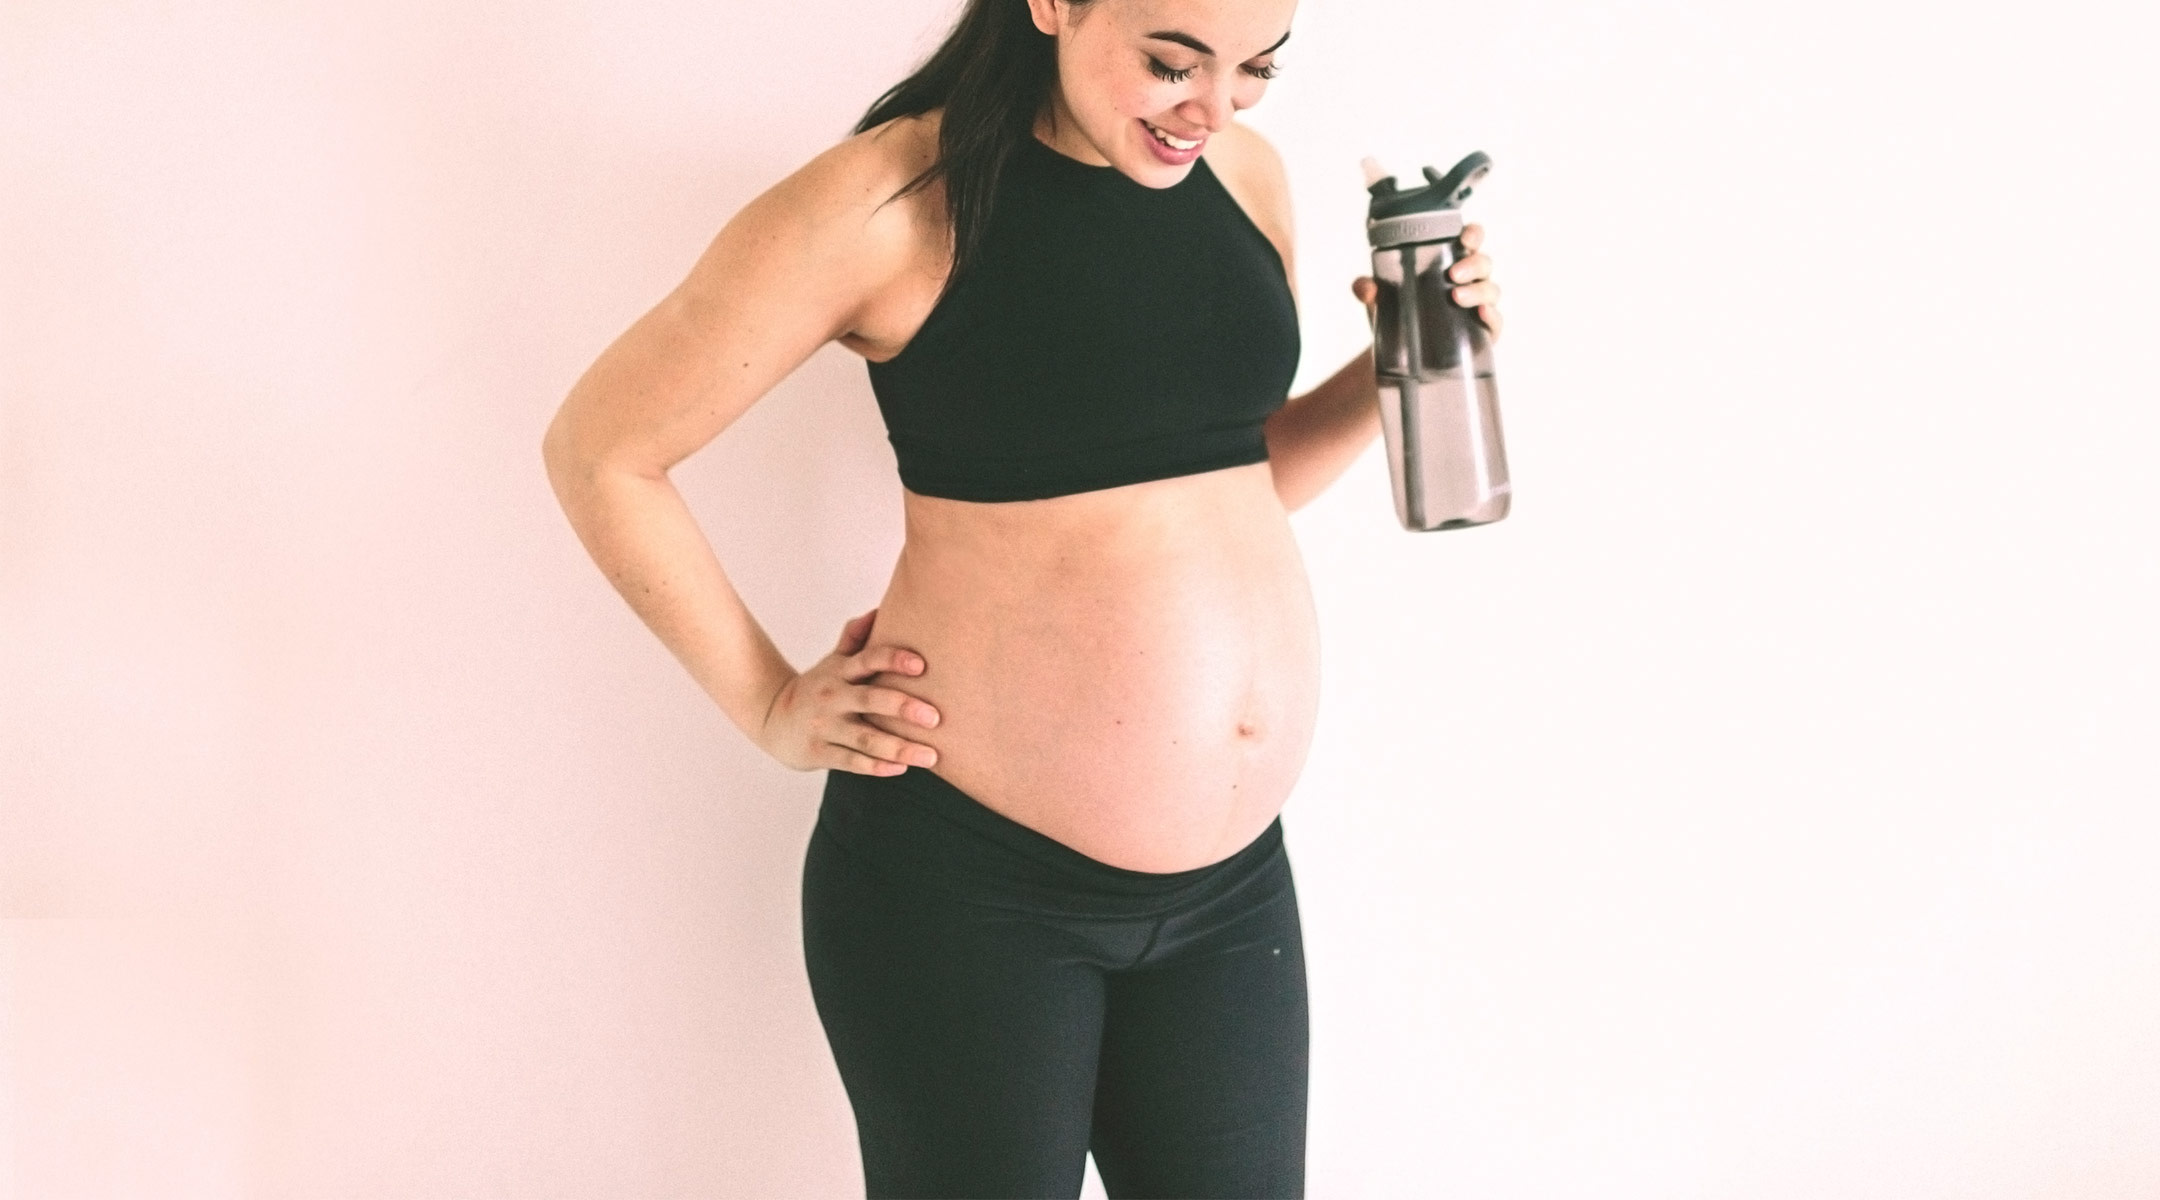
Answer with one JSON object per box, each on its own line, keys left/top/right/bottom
{"left": 1143, "top": 29, "right": 1292, "bottom": 58}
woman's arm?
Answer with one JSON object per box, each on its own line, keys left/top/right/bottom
{"left": 1213, "top": 125, "right": 1384, "bottom": 514}
{"left": 1221, "top": 127, "right": 1503, "bottom": 515}
{"left": 1263, "top": 343, "right": 1383, "bottom": 513}
{"left": 1269, "top": 227, "right": 1503, "bottom": 513}
{"left": 541, "top": 122, "right": 929, "bottom": 748}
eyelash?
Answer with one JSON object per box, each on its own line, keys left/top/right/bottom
{"left": 1147, "top": 57, "right": 1280, "bottom": 83}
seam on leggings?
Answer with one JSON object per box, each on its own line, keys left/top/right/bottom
{"left": 1128, "top": 912, "right": 1170, "bottom": 969}
{"left": 1118, "top": 852, "right": 1295, "bottom": 972}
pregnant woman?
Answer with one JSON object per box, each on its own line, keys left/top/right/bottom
{"left": 543, "top": 0, "right": 1501, "bottom": 1195}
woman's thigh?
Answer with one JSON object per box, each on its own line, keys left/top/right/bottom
{"left": 1089, "top": 859, "right": 1310, "bottom": 1199}
{"left": 801, "top": 822, "right": 1113, "bottom": 1199}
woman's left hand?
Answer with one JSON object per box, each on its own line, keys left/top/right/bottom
{"left": 1349, "top": 221, "right": 1503, "bottom": 343}
{"left": 1449, "top": 222, "right": 1502, "bottom": 341}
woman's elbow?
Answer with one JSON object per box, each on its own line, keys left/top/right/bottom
{"left": 540, "top": 408, "right": 588, "bottom": 497}
{"left": 541, "top": 401, "right": 631, "bottom": 509}
{"left": 1266, "top": 460, "right": 1314, "bottom": 515}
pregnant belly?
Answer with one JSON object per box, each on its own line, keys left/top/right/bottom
{"left": 859, "top": 462, "right": 1323, "bottom": 873}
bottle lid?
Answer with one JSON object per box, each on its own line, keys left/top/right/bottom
{"left": 1366, "top": 151, "right": 1492, "bottom": 247}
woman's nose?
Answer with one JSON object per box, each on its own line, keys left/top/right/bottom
{"left": 1181, "top": 73, "right": 1239, "bottom": 132}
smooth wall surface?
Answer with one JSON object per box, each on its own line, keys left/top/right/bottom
{"left": 4, "top": 1, "right": 2156, "bottom": 1196}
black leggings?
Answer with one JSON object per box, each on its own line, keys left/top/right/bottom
{"left": 801, "top": 764, "right": 1309, "bottom": 1199}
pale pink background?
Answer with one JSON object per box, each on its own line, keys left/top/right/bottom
{"left": 5, "top": 1, "right": 2157, "bottom": 1197}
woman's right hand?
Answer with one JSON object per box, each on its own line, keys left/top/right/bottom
{"left": 757, "top": 607, "right": 942, "bottom": 776}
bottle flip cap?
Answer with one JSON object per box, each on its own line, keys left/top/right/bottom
{"left": 1364, "top": 151, "right": 1492, "bottom": 248}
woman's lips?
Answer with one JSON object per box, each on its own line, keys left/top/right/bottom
{"left": 1138, "top": 118, "right": 1205, "bottom": 165}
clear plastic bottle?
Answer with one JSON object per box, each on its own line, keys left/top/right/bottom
{"left": 1366, "top": 152, "right": 1511, "bottom": 532}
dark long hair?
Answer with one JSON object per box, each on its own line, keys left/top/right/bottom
{"left": 854, "top": 0, "right": 1095, "bottom": 296}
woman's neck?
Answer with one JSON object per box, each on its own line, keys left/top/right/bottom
{"left": 1032, "top": 91, "right": 1109, "bottom": 166}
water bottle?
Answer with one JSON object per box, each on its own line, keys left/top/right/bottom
{"left": 1365, "top": 151, "right": 1510, "bottom": 532}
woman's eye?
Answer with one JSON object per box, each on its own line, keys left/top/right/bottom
{"left": 1147, "top": 57, "right": 1197, "bottom": 83}
{"left": 1243, "top": 62, "right": 1281, "bottom": 80}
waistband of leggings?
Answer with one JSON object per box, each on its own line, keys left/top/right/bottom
{"left": 815, "top": 765, "right": 1285, "bottom": 920}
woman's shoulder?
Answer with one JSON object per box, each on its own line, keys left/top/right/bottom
{"left": 849, "top": 109, "right": 946, "bottom": 187}
{"left": 729, "top": 112, "right": 949, "bottom": 299}
{"left": 739, "top": 110, "right": 944, "bottom": 232}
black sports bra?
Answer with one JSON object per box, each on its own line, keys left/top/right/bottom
{"left": 865, "top": 133, "right": 1301, "bottom": 502}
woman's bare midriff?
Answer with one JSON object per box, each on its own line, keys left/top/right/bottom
{"left": 858, "top": 460, "right": 1322, "bottom": 873}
